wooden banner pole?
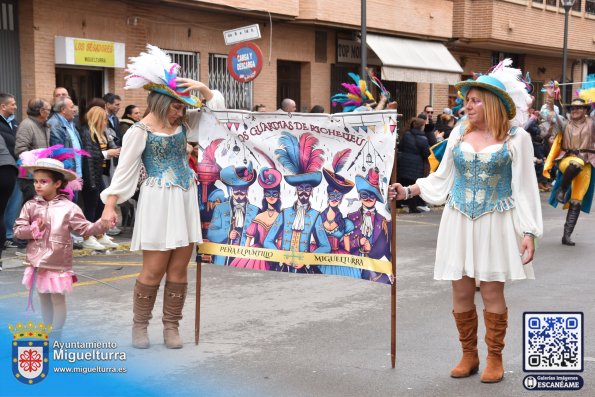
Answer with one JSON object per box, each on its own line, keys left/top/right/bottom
{"left": 390, "top": 132, "right": 398, "bottom": 369}
{"left": 194, "top": 253, "right": 202, "bottom": 345}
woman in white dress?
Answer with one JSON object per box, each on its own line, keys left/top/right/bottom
{"left": 100, "top": 45, "right": 225, "bottom": 349}
{"left": 390, "top": 74, "right": 542, "bottom": 383}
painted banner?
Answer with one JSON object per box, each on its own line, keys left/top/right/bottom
{"left": 196, "top": 110, "right": 398, "bottom": 284}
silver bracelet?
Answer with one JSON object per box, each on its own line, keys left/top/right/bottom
{"left": 405, "top": 186, "right": 412, "bottom": 200}
{"left": 523, "top": 232, "right": 536, "bottom": 238}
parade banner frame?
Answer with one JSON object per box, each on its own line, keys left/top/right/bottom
{"left": 192, "top": 109, "right": 399, "bottom": 367}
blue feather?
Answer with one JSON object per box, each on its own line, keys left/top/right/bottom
{"left": 275, "top": 132, "right": 300, "bottom": 174}
{"left": 347, "top": 72, "right": 361, "bottom": 84}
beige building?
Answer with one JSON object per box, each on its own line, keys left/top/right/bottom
{"left": 1, "top": 0, "right": 594, "bottom": 123}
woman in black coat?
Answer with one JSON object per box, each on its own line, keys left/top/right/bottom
{"left": 397, "top": 117, "right": 430, "bottom": 213}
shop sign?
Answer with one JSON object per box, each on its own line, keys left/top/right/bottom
{"left": 336, "top": 39, "right": 381, "bottom": 65}
{"left": 227, "top": 42, "right": 263, "bottom": 83}
{"left": 55, "top": 36, "right": 125, "bottom": 68}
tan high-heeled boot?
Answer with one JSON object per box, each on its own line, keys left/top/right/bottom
{"left": 450, "top": 307, "right": 480, "bottom": 378}
{"left": 132, "top": 280, "right": 159, "bottom": 349}
{"left": 481, "top": 309, "right": 508, "bottom": 383}
{"left": 162, "top": 281, "right": 187, "bottom": 349}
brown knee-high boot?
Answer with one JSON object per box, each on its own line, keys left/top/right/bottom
{"left": 163, "top": 281, "right": 187, "bottom": 349}
{"left": 450, "top": 307, "right": 480, "bottom": 378}
{"left": 132, "top": 280, "right": 159, "bottom": 349}
{"left": 481, "top": 309, "right": 508, "bottom": 383}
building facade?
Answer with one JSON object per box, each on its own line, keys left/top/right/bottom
{"left": 1, "top": 0, "right": 594, "bottom": 123}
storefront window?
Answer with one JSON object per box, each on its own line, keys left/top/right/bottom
{"left": 208, "top": 53, "right": 253, "bottom": 110}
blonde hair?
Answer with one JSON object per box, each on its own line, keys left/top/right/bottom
{"left": 86, "top": 106, "right": 108, "bottom": 144}
{"left": 463, "top": 87, "right": 510, "bottom": 140}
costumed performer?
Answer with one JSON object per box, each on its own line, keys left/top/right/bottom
{"left": 542, "top": 89, "right": 595, "bottom": 246}
{"left": 15, "top": 147, "right": 110, "bottom": 341}
{"left": 100, "top": 45, "right": 225, "bottom": 349}
{"left": 389, "top": 68, "right": 542, "bottom": 383}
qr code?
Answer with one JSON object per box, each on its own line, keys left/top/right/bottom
{"left": 523, "top": 312, "right": 583, "bottom": 372}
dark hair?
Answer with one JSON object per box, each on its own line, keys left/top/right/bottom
{"left": 123, "top": 105, "right": 138, "bottom": 118}
{"left": 0, "top": 92, "right": 15, "bottom": 105}
{"left": 253, "top": 104, "right": 266, "bottom": 111}
{"left": 310, "top": 105, "right": 325, "bottom": 113}
{"left": 103, "top": 93, "right": 121, "bottom": 104}
{"left": 260, "top": 188, "right": 282, "bottom": 213}
{"left": 321, "top": 203, "right": 346, "bottom": 231}
{"left": 409, "top": 117, "right": 425, "bottom": 130}
{"left": 34, "top": 169, "right": 68, "bottom": 191}
{"left": 423, "top": 104, "right": 433, "bottom": 111}
{"left": 26, "top": 98, "right": 48, "bottom": 117}
{"left": 417, "top": 112, "right": 427, "bottom": 121}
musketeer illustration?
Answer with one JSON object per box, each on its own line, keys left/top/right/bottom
{"left": 207, "top": 163, "right": 259, "bottom": 265}
{"left": 230, "top": 150, "right": 283, "bottom": 270}
{"left": 318, "top": 149, "right": 360, "bottom": 279}
{"left": 264, "top": 132, "right": 331, "bottom": 273}
{"left": 348, "top": 168, "right": 392, "bottom": 283}
{"left": 196, "top": 138, "right": 227, "bottom": 239}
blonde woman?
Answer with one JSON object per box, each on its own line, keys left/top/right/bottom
{"left": 390, "top": 74, "right": 542, "bottom": 383}
{"left": 80, "top": 106, "right": 120, "bottom": 250}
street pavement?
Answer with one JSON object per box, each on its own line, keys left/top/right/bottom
{"left": 0, "top": 192, "right": 593, "bottom": 397}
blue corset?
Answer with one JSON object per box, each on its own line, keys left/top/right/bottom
{"left": 448, "top": 142, "right": 514, "bottom": 220}
{"left": 141, "top": 129, "right": 195, "bottom": 190}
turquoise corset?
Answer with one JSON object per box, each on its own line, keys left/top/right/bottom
{"left": 141, "top": 129, "right": 195, "bottom": 190}
{"left": 448, "top": 141, "right": 514, "bottom": 220}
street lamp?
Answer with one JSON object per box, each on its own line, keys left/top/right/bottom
{"left": 561, "top": 0, "right": 576, "bottom": 104}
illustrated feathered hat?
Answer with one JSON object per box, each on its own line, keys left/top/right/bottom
{"left": 331, "top": 72, "right": 375, "bottom": 112}
{"left": 275, "top": 132, "right": 325, "bottom": 187}
{"left": 323, "top": 149, "right": 354, "bottom": 194}
{"left": 254, "top": 148, "right": 282, "bottom": 190}
{"left": 124, "top": 44, "right": 201, "bottom": 108}
{"left": 355, "top": 168, "right": 384, "bottom": 203}
{"left": 220, "top": 162, "right": 257, "bottom": 188}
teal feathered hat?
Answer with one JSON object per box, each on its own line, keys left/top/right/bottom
{"left": 275, "top": 132, "right": 325, "bottom": 187}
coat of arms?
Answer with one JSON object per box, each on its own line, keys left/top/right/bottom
{"left": 8, "top": 321, "right": 52, "bottom": 385}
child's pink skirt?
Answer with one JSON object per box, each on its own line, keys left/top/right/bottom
{"left": 22, "top": 266, "right": 77, "bottom": 294}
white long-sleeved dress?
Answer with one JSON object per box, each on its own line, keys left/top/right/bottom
{"left": 416, "top": 124, "right": 543, "bottom": 282}
{"left": 100, "top": 91, "right": 225, "bottom": 251}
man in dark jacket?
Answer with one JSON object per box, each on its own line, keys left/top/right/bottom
{"left": 0, "top": 92, "right": 23, "bottom": 248}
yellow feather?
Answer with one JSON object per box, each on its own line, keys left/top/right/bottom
{"left": 579, "top": 88, "right": 595, "bottom": 104}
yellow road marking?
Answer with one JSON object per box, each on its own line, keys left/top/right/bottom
{"left": 0, "top": 272, "right": 140, "bottom": 300}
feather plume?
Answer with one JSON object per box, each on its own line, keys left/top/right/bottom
{"left": 275, "top": 132, "right": 300, "bottom": 174}
{"left": 488, "top": 58, "right": 533, "bottom": 127}
{"left": 332, "top": 149, "right": 351, "bottom": 173}
{"left": 298, "top": 133, "right": 324, "bottom": 173}
{"left": 125, "top": 44, "right": 178, "bottom": 90}
{"left": 367, "top": 68, "right": 390, "bottom": 99}
{"left": 331, "top": 73, "right": 377, "bottom": 112}
{"left": 254, "top": 147, "right": 276, "bottom": 169}
{"left": 202, "top": 138, "right": 224, "bottom": 165}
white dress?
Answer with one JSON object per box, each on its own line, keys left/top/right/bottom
{"left": 416, "top": 124, "right": 543, "bottom": 282}
{"left": 100, "top": 91, "right": 225, "bottom": 251}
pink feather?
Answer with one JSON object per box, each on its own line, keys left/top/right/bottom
{"left": 298, "top": 133, "right": 324, "bottom": 173}
{"left": 254, "top": 147, "right": 276, "bottom": 169}
{"left": 202, "top": 139, "right": 224, "bottom": 164}
{"left": 308, "top": 148, "right": 324, "bottom": 173}
{"left": 367, "top": 168, "right": 379, "bottom": 186}
{"left": 332, "top": 149, "right": 351, "bottom": 173}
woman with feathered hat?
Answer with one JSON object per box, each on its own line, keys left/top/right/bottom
{"left": 389, "top": 61, "right": 543, "bottom": 383}
{"left": 100, "top": 45, "right": 225, "bottom": 349}
{"left": 318, "top": 149, "right": 359, "bottom": 279}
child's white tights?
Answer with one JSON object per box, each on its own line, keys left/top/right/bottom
{"left": 38, "top": 292, "right": 66, "bottom": 339}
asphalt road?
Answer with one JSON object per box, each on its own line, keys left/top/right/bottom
{"left": 0, "top": 193, "right": 593, "bottom": 397}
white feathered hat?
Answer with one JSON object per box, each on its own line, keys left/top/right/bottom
{"left": 124, "top": 44, "right": 202, "bottom": 108}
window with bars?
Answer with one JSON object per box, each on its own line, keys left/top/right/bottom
{"left": 572, "top": 0, "right": 582, "bottom": 11}
{"left": 1, "top": 2, "right": 15, "bottom": 30}
{"left": 208, "top": 53, "right": 252, "bottom": 110}
{"left": 166, "top": 49, "right": 200, "bottom": 82}
{"left": 587, "top": 0, "right": 595, "bottom": 13}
